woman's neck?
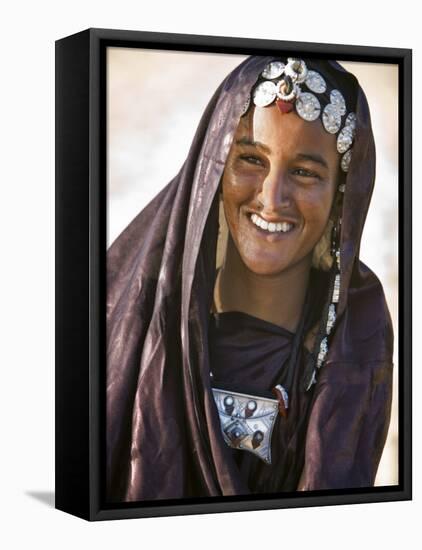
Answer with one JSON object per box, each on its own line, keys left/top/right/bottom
{"left": 214, "top": 237, "right": 311, "bottom": 332}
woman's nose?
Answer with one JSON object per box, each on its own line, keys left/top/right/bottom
{"left": 257, "top": 172, "right": 291, "bottom": 215}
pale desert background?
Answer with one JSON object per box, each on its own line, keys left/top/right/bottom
{"left": 107, "top": 48, "right": 399, "bottom": 487}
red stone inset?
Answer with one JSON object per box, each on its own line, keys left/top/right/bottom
{"left": 276, "top": 99, "right": 294, "bottom": 114}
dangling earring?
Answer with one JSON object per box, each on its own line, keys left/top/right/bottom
{"left": 304, "top": 215, "right": 342, "bottom": 391}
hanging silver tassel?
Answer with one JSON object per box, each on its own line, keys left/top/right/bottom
{"left": 305, "top": 217, "right": 342, "bottom": 391}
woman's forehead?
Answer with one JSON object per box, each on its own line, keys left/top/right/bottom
{"left": 235, "top": 105, "right": 338, "bottom": 160}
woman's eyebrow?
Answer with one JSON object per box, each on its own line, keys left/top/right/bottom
{"left": 235, "top": 137, "right": 271, "bottom": 154}
{"left": 295, "top": 152, "right": 329, "bottom": 170}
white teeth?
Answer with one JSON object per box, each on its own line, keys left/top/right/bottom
{"left": 250, "top": 214, "right": 293, "bottom": 233}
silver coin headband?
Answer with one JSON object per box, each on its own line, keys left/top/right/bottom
{"left": 243, "top": 58, "right": 356, "bottom": 177}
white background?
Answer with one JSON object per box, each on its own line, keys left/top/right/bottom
{"left": 0, "top": 1, "right": 418, "bottom": 548}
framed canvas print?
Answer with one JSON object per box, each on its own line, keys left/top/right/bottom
{"left": 55, "top": 28, "right": 412, "bottom": 521}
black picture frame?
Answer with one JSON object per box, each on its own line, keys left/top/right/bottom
{"left": 55, "top": 27, "right": 412, "bottom": 521}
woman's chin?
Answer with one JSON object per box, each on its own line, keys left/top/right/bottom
{"left": 240, "top": 254, "right": 293, "bottom": 277}
{"left": 238, "top": 246, "right": 314, "bottom": 277}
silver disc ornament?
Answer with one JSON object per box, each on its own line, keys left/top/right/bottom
{"left": 341, "top": 149, "right": 353, "bottom": 172}
{"left": 330, "top": 90, "right": 347, "bottom": 116}
{"left": 322, "top": 103, "right": 342, "bottom": 134}
{"left": 337, "top": 125, "right": 354, "bottom": 154}
{"left": 261, "top": 61, "right": 285, "bottom": 80}
{"left": 253, "top": 81, "right": 277, "bottom": 107}
{"left": 295, "top": 92, "right": 321, "bottom": 122}
{"left": 305, "top": 70, "right": 327, "bottom": 94}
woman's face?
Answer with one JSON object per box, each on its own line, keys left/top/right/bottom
{"left": 221, "top": 104, "right": 340, "bottom": 276}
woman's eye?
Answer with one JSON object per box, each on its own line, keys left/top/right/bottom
{"left": 292, "top": 168, "right": 320, "bottom": 179}
{"left": 239, "top": 155, "right": 264, "bottom": 167}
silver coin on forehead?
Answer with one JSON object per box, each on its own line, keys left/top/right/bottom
{"left": 295, "top": 92, "right": 321, "bottom": 122}
{"left": 305, "top": 70, "right": 327, "bottom": 94}
{"left": 330, "top": 89, "right": 347, "bottom": 116}
{"left": 240, "top": 93, "right": 251, "bottom": 117}
{"left": 253, "top": 81, "right": 277, "bottom": 107}
{"left": 345, "top": 112, "right": 357, "bottom": 129}
{"left": 322, "top": 103, "right": 342, "bottom": 134}
{"left": 337, "top": 125, "right": 354, "bottom": 153}
{"left": 261, "top": 61, "right": 285, "bottom": 80}
{"left": 341, "top": 149, "right": 353, "bottom": 172}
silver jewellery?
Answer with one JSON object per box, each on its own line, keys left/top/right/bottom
{"left": 210, "top": 374, "right": 289, "bottom": 464}
{"left": 305, "top": 220, "right": 342, "bottom": 390}
{"left": 211, "top": 386, "right": 279, "bottom": 464}
{"left": 247, "top": 58, "right": 356, "bottom": 177}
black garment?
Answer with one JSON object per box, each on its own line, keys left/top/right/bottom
{"left": 209, "top": 311, "right": 311, "bottom": 493}
{"left": 209, "top": 311, "right": 294, "bottom": 394}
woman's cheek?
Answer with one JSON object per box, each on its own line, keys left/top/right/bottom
{"left": 224, "top": 168, "right": 244, "bottom": 190}
{"left": 298, "top": 187, "right": 334, "bottom": 218}
{"left": 223, "top": 172, "right": 256, "bottom": 202}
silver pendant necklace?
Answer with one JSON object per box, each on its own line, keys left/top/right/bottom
{"left": 209, "top": 269, "right": 308, "bottom": 465}
{"left": 210, "top": 377, "right": 289, "bottom": 464}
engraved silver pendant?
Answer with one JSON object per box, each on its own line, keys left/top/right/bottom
{"left": 211, "top": 387, "right": 279, "bottom": 464}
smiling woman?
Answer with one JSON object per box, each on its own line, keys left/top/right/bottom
{"left": 218, "top": 104, "right": 341, "bottom": 329}
{"left": 222, "top": 107, "right": 339, "bottom": 275}
{"left": 106, "top": 54, "right": 394, "bottom": 501}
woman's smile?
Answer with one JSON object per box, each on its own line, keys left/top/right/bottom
{"left": 249, "top": 212, "right": 296, "bottom": 234}
{"left": 245, "top": 210, "right": 298, "bottom": 244}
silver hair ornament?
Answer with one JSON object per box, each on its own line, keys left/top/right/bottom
{"left": 250, "top": 57, "right": 357, "bottom": 173}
